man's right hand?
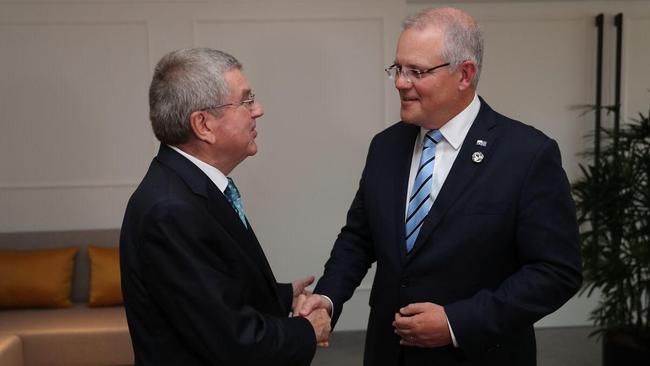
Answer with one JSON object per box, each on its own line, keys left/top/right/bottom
{"left": 295, "top": 293, "right": 333, "bottom": 347}
{"left": 304, "top": 308, "right": 331, "bottom": 346}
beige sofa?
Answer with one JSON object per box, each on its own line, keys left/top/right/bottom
{"left": 0, "top": 229, "right": 133, "bottom": 366}
{"left": 0, "top": 334, "right": 23, "bottom": 366}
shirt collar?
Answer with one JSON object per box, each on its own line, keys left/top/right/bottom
{"left": 421, "top": 93, "right": 481, "bottom": 150}
{"left": 168, "top": 145, "right": 229, "bottom": 193}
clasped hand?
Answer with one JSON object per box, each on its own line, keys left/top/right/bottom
{"left": 291, "top": 277, "right": 331, "bottom": 347}
{"left": 392, "top": 302, "right": 452, "bottom": 348}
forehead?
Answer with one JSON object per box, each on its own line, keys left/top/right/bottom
{"left": 223, "top": 68, "right": 250, "bottom": 97}
{"left": 395, "top": 27, "right": 444, "bottom": 67}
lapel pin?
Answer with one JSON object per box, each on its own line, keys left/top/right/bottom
{"left": 476, "top": 139, "right": 487, "bottom": 147}
{"left": 472, "top": 151, "right": 484, "bottom": 163}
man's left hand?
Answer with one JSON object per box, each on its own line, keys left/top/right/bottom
{"left": 393, "top": 302, "right": 452, "bottom": 348}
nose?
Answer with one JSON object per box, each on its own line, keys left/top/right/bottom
{"left": 394, "top": 73, "right": 412, "bottom": 90}
{"left": 251, "top": 102, "right": 264, "bottom": 119}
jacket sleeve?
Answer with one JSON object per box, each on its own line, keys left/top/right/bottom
{"left": 277, "top": 282, "right": 293, "bottom": 315}
{"left": 444, "top": 139, "right": 582, "bottom": 358}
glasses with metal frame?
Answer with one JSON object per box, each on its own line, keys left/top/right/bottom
{"left": 202, "top": 93, "right": 256, "bottom": 112}
{"left": 384, "top": 62, "right": 451, "bottom": 83}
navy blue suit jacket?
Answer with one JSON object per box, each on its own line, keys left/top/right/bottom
{"left": 314, "top": 99, "right": 582, "bottom": 365}
{"left": 120, "top": 145, "right": 316, "bottom": 365}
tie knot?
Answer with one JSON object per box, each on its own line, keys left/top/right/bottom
{"left": 423, "top": 130, "right": 443, "bottom": 148}
{"left": 225, "top": 177, "right": 241, "bottom": 202}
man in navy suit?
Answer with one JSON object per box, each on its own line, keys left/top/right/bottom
{"left": 298, "top": 7, "right": 582, "bottom": 365}
{"left": 120, "top": 48, "right": 330, "bottom": 365}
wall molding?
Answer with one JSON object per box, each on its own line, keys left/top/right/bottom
{"left": 0, "top": 19, "right": 149, "bottom": 27}
{"left": 192, "top": 15, "right": 385, "bottom": 44}
{"left": 0, "top": 180, "right": 139, "bottom": 190}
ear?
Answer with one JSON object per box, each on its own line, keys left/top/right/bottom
{"left": 457, "top": 60, "right": 477, "bottom": 91}
{"left": 189, "top": 111, "right": 217, "bottom": 144}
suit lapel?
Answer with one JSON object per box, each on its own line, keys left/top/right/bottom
{"left": 155, "top": 145, "right": 283, "bottom": 308}
{"left": 205, "top": 185, "right": 283, "bottom": 305}
{"left": 392, "top": 125, "right": 420, "bottom": 263}
{"left": 407, "top": 100, "right": 499, "bottom": 260}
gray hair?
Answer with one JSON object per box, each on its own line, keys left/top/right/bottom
{"left": 403, "top": 7, "right": 484, "bottom": 87}
{"left": 149, "top": 48, "right": 241, "bottom": 145}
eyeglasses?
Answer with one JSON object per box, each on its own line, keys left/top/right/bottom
{"left": 385, "top": 62, "right": 451, "bottom": 83}
{"left": 202, "top": 93, "right": 256, "bottom": 112}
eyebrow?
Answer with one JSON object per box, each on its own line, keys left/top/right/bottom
{"left": 393, "top": 62, "right": 425, "bottom": 70}
{"left": 239, "top": 88, "right": 253, "bottom": 101}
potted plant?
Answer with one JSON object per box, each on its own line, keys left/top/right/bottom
{"left": 572, "top": 105, "right": 650, "bottom": 364}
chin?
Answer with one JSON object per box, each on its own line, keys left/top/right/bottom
{"left": 400, "top": 108, "right": 420, "bottom": 123}
{"left": 400, "top": 112, "right": 418, "bottom": 125}
{"left": 247, "top": 144, "right": 258, "bottom": 156}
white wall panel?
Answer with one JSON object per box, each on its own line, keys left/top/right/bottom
{"left": 0, "top": 21, "right": 152, "bottom": 230}
{"left": 0, "top": 22, "right": 151, "bottom": 186}
{"left": 0, "top": 8, "right": 174, "bottom": 233}
{"left": 477, "top": 17, "right": 593, "bottom": 182}
{"left": 625, "top": 16, "right": 650, "bottom": 119}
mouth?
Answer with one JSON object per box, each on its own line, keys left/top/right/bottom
{"left": 400, "top": 95, "right": 419, "bottom": 104}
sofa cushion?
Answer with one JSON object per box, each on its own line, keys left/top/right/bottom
{"left": 0, "top": 229, "right": 121, "bottom": 304}
{"left": 0, "top": 333, "right": 23, "bottom": 366}
{"left": 88, "top": 246, "right": 123, "bottom": 307}
{"left": 0, "top": 247, "right": 78, "bottom": 308}
{"left": 0, "top": 305, "right": 133, "bottom": 366}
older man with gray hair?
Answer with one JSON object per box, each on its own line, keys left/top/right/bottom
{"left": 298, "top": 7, "right": 581, "bottom": 366}
{"left": 120, "top": 48, "right": 330, "bottom": 366}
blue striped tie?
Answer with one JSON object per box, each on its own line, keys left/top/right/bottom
{"left": 224, "top": 177, "right": 248, "bottom": 228}
{"left": 405, "top": 130, "right": 442, "bottom": 252}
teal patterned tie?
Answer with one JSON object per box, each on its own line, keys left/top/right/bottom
{"left": 224, "top": 177, "right": 247, "bottom": 228}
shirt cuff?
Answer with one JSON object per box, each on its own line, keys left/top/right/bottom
{"left": 447, "top": 318, "right": 459, "bottom": 347}
{"left": 320, "top": 294, "right": 334, "bottom": 319}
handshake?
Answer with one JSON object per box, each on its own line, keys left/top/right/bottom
{"left": 289, "top": 275, "right": 454, "bottom": 349}
{"left": 290, "top": 276, "right": 333, "bottom": 347}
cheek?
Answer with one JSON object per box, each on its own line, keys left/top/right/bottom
{"left": 239, "top": 126, "right": 256, "bottom": 147}
{"left": 416, "top": 94, "right": 435, "bottom": 113}
{"left": 418, "top": 85, "right": 446, "bottom": 112}
{"left": 227, "top": 119, "right": 250, "bottom": 138}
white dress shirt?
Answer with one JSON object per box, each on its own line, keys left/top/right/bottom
{"left": 168, "top": 145, "right": 229, "bottom": 194}
{"left": 406, "top": 93, "right": 481, "bottom": 215}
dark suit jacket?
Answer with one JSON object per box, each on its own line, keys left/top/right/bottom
{"left": 120, "top": 145, "right": 316, "bottom": 366}
{"left": 314, "top": 98, "right": 582, "bottom": 366}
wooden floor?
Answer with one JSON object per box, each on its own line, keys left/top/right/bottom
{"left": 312, "top": 326, "right": 601, "bottom": 366}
